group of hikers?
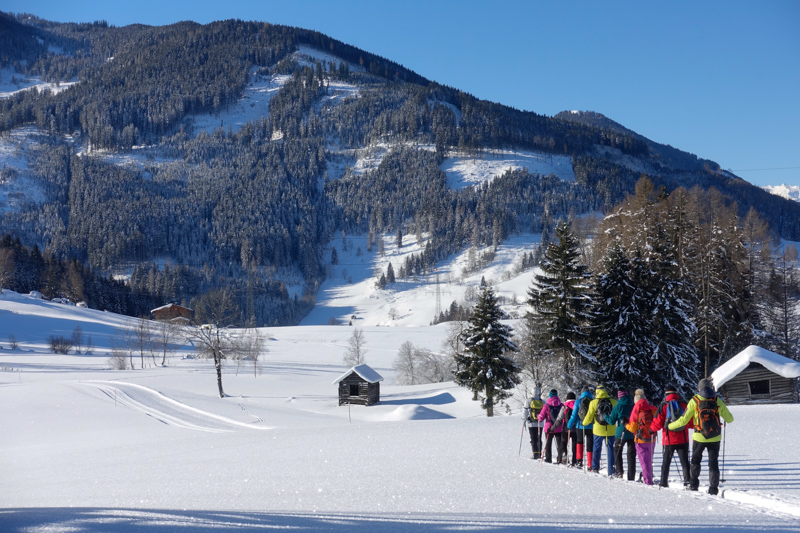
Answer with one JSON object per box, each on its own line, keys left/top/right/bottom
{"left": 524, "top": 378, "right": 734, "bottom": 495}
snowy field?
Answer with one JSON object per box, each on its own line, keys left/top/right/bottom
{"left": 2, "top": 291, "right": 800, "bottom": 532}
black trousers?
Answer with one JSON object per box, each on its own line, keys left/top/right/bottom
{"left": 690, "top": 440, "right": 720, "bottom": 491}
{"left": 528, "top": 426, "right": 543, "bottom": 457}
{"left": 545, "top": 432, "right": 567, "bottom": 463}
{"left": 660, "top": 443, "right": 690, "bottom": 487}
{"left": 566, "top": 429, "right": 578, "bottom": 464}
{"left": 614, "top": 438, "right": 636, "bottom": 480}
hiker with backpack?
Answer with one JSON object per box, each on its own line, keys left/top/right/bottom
{"left": 605, "top": 389, "right": 636, "bottom": 481}
{"left": 563, "top": 391, "right": 578, "bottom": 466}
{"left": 625, "top": 389, "right": 658, "bottom": 485}
{"left": 650, "top": 384, "right": 692, "bottom": 489}
{"left": 538, "top": 389, "right": 568, "bottom": 463}
{"left": 567, "top": 385, "right": 594, "bottom": 469}
{"left": 526, "top": 387, "right": 545, "bottom": 460}
{"left": 668, "top": 378, "right": 734, "bottom": 495}
{"left": 581, "top": 384, "right": 617, "bottom": 475}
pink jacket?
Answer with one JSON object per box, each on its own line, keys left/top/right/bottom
{"left": 538, "top": 396, "right": 565, "bottom": 433}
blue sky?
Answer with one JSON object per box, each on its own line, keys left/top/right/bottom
{"left": 6, "top": 0, "right": 800, "bottom": 187}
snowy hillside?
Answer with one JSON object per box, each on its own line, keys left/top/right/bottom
{"left": 2, "top": 291, "right": 800, "bottom": 531}
{"left": 301, "top": 233, "right": 538, "bottom": 327}
{"left": 764, "top": 184, "right": 800, "bottom": 203}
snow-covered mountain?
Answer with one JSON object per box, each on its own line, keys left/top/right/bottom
{"left": 764, "top": 184, "right": 800, "bottom": 203}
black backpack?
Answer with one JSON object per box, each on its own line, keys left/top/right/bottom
{"left": 694, "top": 396, "right": 721, "bottom": 439}
{"left": 577, "top": 396, "right": 591, "bottom": 420}
{"left": 595, "top": 398, "right": 612, "bottom": 425}
{"left": 549, "top": 404, "right": 566, "bottom": 429}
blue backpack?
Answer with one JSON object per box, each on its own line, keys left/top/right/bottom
{"left": 666, "top": 399, "right": 684, "bottom": 424}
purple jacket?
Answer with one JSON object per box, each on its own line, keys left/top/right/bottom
{"left": 538, "top": 396, "right": 565, "bottom": 433}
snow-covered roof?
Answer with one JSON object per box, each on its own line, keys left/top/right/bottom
{"left": 332, "top": 364, "right": 384, "bottom": 384}
{"left": 711, "top": 345, "right": 800, "bottom": 388}
{"left": 151, "top": 303, "right": 192, "bottom": 313}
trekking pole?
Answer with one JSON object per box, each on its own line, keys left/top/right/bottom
{"left": 721, "top": 422, "right": 727, "bottom": 483}
{"left": 518, "top": 418, "right": 526, "bottom": 457}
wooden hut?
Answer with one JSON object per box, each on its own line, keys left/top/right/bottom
{"left": 333, "top": 364, "right": 383, "bottom": 406}
{"left": 151, "top": 303, "right": 193, "bottom": 323}
{"left": 711, "top": 345, "right": 800, "bottom": 405}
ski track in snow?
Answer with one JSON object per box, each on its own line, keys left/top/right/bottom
{"left": 83, "top": 381, "right": 271, "bottom": 433}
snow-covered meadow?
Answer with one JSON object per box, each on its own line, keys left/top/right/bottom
{"left": 2, "top": 290, "right": 800, "bottom": 532}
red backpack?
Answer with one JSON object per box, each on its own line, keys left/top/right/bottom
{"left": 636, "top": 408, "right": 655, "bottom": 442}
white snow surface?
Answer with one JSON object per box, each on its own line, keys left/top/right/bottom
{"left": 0, "top": 67, "right": 77, "bottom": 99}
{"left": 764, "top": 184, "right": 800, "bottom": 203}
{"left": 712, "top": 345, "right": 800, "bottom": 388}
{"left": 441, "top": 148, "right": 575, "bottom": 189}
{"left": 2, "top": 291, "right": 800, "bottom": 531}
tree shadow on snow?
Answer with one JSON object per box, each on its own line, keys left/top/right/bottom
{"left": 2, "top": 508, "right": 796, "bottom": 533}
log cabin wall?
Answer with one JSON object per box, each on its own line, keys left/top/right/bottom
{"left": 720, "top": 363, "right": 798, "bottom": 405}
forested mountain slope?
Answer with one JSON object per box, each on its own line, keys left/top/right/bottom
{"left": 1, "top": 12, "right": 798, "bottom": 325}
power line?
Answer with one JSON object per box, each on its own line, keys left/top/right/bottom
{"left": 730, "top": 166, "right": 800, "bottom": 172}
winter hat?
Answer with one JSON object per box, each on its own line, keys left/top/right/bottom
{"left": 533, "top": 386, "right": 542, "bottom": 399}
{"left": 634, "top": 389, "right": 646, "bottom": 402}
{"left": 566, "top": 391, "right": 576, "bottom": 400}
{"left": 617, "top": 390, "right": 628, "bottom": 399}
{"left": 549, "top": 389, "right": 558, "bottom": 398}
{"left": 665, "top": 384, "right": 678, "bottom": 395}
{"left": 698, "top": 378, "right": 715, "bottom": 398}
{"left": 595, "top": 383, "right": 606, "bottom": 391}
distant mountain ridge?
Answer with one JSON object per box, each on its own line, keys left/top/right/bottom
{"left": 2, "top": 11, "right": 800, "bottom": 325}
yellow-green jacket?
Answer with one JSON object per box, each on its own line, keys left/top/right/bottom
{"left": 668, "top": 394, "right": 733, "bottom": 443}
{"left": 581, "top": 388, "right": 617, "bottom": 437}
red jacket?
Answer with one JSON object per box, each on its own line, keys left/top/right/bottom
{"left": 625, "top": 398, "right": 658, "bottom": 443}
{"left": 650, "top": 393, "right": 693, "bottom": 445}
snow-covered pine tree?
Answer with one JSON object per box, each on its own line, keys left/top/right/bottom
{"left": 455, "top": 285, "right": 520, "bottom": 417}
{"left": 592, "top": 241, "right": 655, "bottom": 393}
{"left": 526, "top": 220, "right": 596, "bottom": 389}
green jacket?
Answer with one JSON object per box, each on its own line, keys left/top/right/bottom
{"left": 605, "top": 394, "right": 634, "bottom": 439}
{"left": 582, "top": 387, "right": 617, "bottom": 437}
{"left": 668, "top": 394, "right": 733, "bottom": 443}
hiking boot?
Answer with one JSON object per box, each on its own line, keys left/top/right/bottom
{"left": 707, "top": 487, "right": 719, "bottom": 496}
{"left": 614, "top": 473, "right": 623, "bottom": 479}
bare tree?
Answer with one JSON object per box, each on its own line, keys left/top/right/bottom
{"left": 132, "top": 317, "right": 155, "bottom": 368}
{"left": 343, "top": 328, "right": 367, "bottom": 366}
{"left": 71, "top": 325, "right": 84, "bottom": 355}
{"left": 153, "top": 319, "right": 182, "bottom": 366}
{"left": 393, "top": 341, "right": 417, "bottom": 384}
{"left": 234, "top": 328, "right": 266, "bottom": 377}
{"left": 415, "top": 347, "right": 453, "bottom": 383}
{"left": 394, "top": 341, "right": 454, "bottom": 386}
{"left": 185, "top": 288, "right": 242, "bottom": 398}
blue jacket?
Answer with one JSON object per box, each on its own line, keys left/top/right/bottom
{"left": 567, "top": 390, "right": 594, "bottom": 430}
{"left": 605, "top": 394, "right": 634, "bottom": 439}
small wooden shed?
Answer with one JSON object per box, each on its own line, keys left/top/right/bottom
{"left": 333, "top": 364, "right": 383, "bottom": 406}
{"left": 711, "top": 345, "right": 800, "bottom": 405}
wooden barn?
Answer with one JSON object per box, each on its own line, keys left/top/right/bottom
{"left": 711, "top": 345, "right": 800, "bottom": 405}
{"left": 151, "top": 303, "right": 193, "bottom": 323}
{"left": 333, "top": 364, "right": 384, "bottom": 406}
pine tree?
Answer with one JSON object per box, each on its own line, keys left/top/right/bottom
{"left": 386, "top": 262, "right": 395, "bottom": 283}
{"left": 455, "top": 286, "right": 520, "bottom": 416}
{"left": 527, "top": 220, "right": 595, "bottom": 389}
{"left": 592, "top": 242, "right": 654, "bottom": 393}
